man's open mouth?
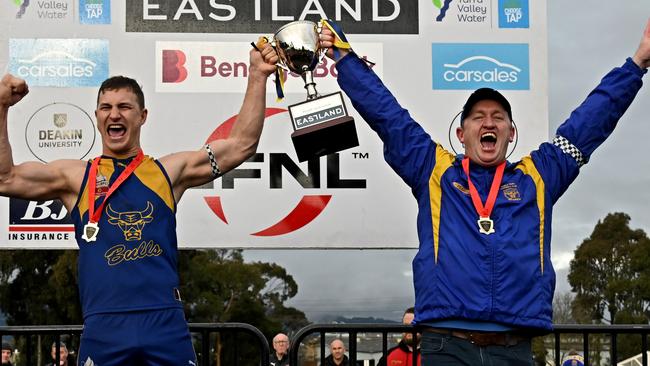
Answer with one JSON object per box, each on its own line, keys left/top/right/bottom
{"left": 107, "top": 124, "right": 126, "bottom": 138}
{"left": 480, "top": 132, "right": 497, "bottom": 149}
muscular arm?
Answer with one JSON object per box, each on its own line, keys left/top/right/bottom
{"left": 0, "top": 75, "right": 85, "bottom": 211}
{"left": 160, "top": 44, "right": 277, "bottom": 201}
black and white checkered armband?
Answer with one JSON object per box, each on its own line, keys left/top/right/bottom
{"left": 552, "top": 135, "right": 585, "bottom": 167}
{"left": 204, "top": 144, "right": 221, "bottom": 178}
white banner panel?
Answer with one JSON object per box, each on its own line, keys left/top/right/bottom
{"left": 0, "top": 0, "right": 547, "bottom": 249}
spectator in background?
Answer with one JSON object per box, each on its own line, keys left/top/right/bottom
{"left": 270, "top": 333, "right": 290, "bottom": 366}
{"left": 324, "top": 339, "right": 349, "bottom": 366}
{"left": 377, "top": 307, "right": 421, "bottom": 366}
{"left": 44, "top": 342, "right": 73, "bottom": 366}
{"left": 1, "top": 342, "right": 13, "bottom": 366}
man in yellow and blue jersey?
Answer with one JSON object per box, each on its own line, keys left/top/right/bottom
{"left": 0, "top": 43, "right": 278, "bottom": 365}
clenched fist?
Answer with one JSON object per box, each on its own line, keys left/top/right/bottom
{"left": 0, "top": 74, "right": 29, "bottom": 108}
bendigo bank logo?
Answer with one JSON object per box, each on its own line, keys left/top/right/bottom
{"left": 156, "top": 41, "right": 382, "bottom": 93}
{"left": 203, "top": 108, "right": 367, "bottom": 236}
{"left": 162, "top": 49, "right": 187, "bottom": 83}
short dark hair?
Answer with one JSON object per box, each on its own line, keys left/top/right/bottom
{"left": 403, "top": 307, "right": 415, "bottom": 317}
{"left": 51, "top": 341, "right": 67, "bottom": 350}
{"left": 1, "top": 342, "right": 11, "bottom": 351}
{"left": 97, "top": 76, "right": 145, "bottom": 109}
{"left": 460, "top": 88, "right": 512, "bottom": 125}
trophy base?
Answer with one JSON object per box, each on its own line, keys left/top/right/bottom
{"left": 291, "top": 116, "right": 359, "bottom": 162}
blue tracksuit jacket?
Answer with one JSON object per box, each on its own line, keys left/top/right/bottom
{"left": 336, "top": 53, "right": 645, "bottom": 331}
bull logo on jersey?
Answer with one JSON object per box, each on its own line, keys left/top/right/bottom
{"left": 106, "top": 202, "right": 154, "bottom": 241}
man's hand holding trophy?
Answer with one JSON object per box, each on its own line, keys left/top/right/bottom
{"left": 260, "top": 20, "right": 360, "bottom": 162}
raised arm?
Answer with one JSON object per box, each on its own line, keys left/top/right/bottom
{"left": 530, "top": 19, "right": 649, "bottom": 202}
{"left": 0, "top": 75, "right": 85, "bottom": 210}
{"left": 160, "top": 43, "right": 278, "bottom": 201}
{"left": 319, "top": 26, "right": 437, "bottom": 188}
{"left": 633, "top": 18, "right": 650, "bottom": 69}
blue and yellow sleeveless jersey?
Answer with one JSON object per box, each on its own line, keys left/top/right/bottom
{"left": 336, "top": 54, "right": 645, "bottom": 331}
{"left": 70, "top": 155, "right": 182, "bottom": 318}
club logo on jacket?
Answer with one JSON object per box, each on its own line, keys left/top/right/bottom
{"left": 501, "top": 183, "right": 521, "bottom": 201}
{"left": 452, "top": 181, "right": 470, "bottom": 195}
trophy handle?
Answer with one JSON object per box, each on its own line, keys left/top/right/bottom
{"left": 316, "top": 21, "right": 328, "bottom": 65}
{"left": 269, "top": 39, "right": 292, "bottom": 73}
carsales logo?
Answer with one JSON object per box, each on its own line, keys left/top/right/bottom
{"left": 202, "top": 108, "right": 366, "bottom": 236}
{"left": 9, "top": 38, "right": 109, "bottom": 87}
{"left": 431, "top": 43, "right": 529, "bottom": 90}
{"left": 155, "top": 41, "right": 383, "bottom": 93}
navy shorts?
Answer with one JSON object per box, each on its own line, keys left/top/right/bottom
{"left": 78, "top": 308, "right": 196, "bottom": 366}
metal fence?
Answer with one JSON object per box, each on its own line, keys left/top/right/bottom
{"left": 0, "top": 323, "right": 269, "bottom": 366}
{"left": 3, "top": 323, "right": 650, "bottom": 366}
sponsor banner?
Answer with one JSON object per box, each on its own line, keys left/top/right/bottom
{"left": 7, "top": 198, "right": 75, "bottom": 248}
{"left": 8, "top": 39, "right": 109, "bottom": 87}
{"left": 498, "top": 0, "right": 529, "bottom": 28}
{"left": 126, "top": 0, "right": 418, "bottom": 34}
{"left": 431, "top": 0, "right": 491, "bottom": 26}
{"left": 431, "top": 43, "right": 530, "bottom": 90}
{"left": 155, "top": 41, "right": 383, "bottom": 94}
{"left": 0, "top": 2, "right": 547, "bottom": 249}
{"left": 79, "top": 0, "right": 111, "bottom": 24}
{"left": 10, "top": 0, "right": 73, "bottom": 21}
{"left": 25, "top": 102, "right": 96, "bottom": 162}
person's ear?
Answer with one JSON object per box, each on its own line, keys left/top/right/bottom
{"left": 456, "top": 126, "right": 465, "bottom": 145}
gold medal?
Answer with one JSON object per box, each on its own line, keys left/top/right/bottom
{"left": 82, "top": 222, "right": 99, "bottom": 242}
{"left": 462, "top": 158, "right": 506, "bottom": 235}
{"left": 477, "top": 217, "right": 495, "bottom": 235}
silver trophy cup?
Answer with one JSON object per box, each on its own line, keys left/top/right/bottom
{"left": 274, "top": 20, "right": 323, "bottom": 100}
{"left": 272, "top": 20, "right": 359, "bottom": 162}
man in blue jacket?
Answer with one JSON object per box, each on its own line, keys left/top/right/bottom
{"left": 320, "top": 19, "right": 650, "bottom": 366}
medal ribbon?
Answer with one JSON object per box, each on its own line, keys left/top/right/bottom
{"left": 87, "top": 150, "right": 145, "bottom": 225}
{"left": 461, "top": 158, "right": 505, "bottom": 221}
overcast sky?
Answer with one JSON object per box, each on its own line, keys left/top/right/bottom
{"left": 244, "top": 1, "right": 650, "bottom": 322}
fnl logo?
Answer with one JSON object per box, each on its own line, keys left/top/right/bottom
{"left": 498, "top": 0, "right": 529, "bottom": 28}
{"left": 432, "top": 43, "right": 529, "bottom": 90}
{"left": 202, "top": 108, "right": 366, "bottom": 236}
